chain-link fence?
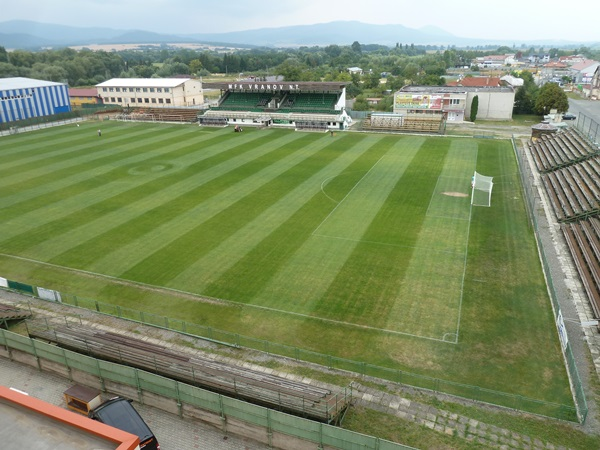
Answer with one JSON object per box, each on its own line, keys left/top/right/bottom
{"left": 512, "top": 136, "right": 588, "bottom": 423}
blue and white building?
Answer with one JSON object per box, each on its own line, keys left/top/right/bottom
{"left": 0, "top": 77, "right": 71, "bottom": 124}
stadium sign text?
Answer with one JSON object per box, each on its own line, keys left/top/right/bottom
{"left": 228, "top": 83, "right": 300, "bottom": 92}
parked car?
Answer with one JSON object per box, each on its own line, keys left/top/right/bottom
{"left": 89, "top": 397, "right": 160, "bottom": 450}
{"left": 562, "top": 113, "right": 577, "bottom": 120}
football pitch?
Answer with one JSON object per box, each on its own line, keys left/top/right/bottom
{"left": 0, "top": 121, "right": 572, "bottom": 406}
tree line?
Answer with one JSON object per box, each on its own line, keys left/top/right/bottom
{"left": 0, "top": 41, "right": 587, "bottom": 114}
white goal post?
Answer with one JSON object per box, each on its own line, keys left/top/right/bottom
{"left": 471, "top": 171, "right": 494, "bottom": 207}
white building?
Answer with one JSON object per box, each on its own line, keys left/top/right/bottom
{"left": 96, "top": 78, "right": 203, "bottom": 108}
{"left": 394, "top": 85, "right": 515, "bottom": 122}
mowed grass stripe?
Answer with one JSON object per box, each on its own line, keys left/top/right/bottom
{"left": 0, "top": 122, "right": 141, "bottom": 159}
{"left": 313, "top": 135, "right": 426, "bottom": 244}
{"left": 118, "top": 133, "right": 343, "bottom": 286}
{"left": 31, "top": 130, "right": 299, "bottom": 264}
{"left": 172, "top": 134, "right": 385, "bottom": 297}
{"left": 251, "top": 136, "right": 423, "bottom": 316}
{"left": 0, "top": 123, "right": 235, "bottom": 201}
{"left": 0, "top": 126, "right": 242, "bottom": 243}
{"left": 383, "top": 140, "right": 477, "bottom": 339}
{"left": 306, "top": 138, "right": 451, "bottom": 333}
{"left": 83, "top": 132, "right": 326, "bottom": 277}
{"left": 0, "top": 124, "right": 183, "bottom": 188}
{"left": 0, "top": 129, "right": 287, "bottom": 257}
{"left": 0, "top": 126, "right": 205, "bottom": 208}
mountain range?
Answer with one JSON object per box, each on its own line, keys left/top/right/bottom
{"left": 0, "top": 19, "right": 593, "bottom": 50}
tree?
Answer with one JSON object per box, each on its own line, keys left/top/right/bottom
{"left": 276, "top": 58, "right": 306, "bottom": 81}
{"left": 534, "top": 82, "right": 569, "bottom": 115}
{"left": 470, "top": 95, "right": 479, "bottom": 122}
{"left": 364, "top": 71, "right": 381, "bottom": 89}
{"left": 189, "top": 59, "right": 203, "bottom": 76}
{"left": 0, "top": 46, "right": 8, "bottom": 63}
{"left": 351, "top": 41, "right": 362, "bottom": 54}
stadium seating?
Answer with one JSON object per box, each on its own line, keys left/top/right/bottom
{"left": 562, "top": 217, "right": 600, "bottom": 318}
{"left": 531, "top": 127, "right": 600, "bottom": 318}
{"left": 116, "top": 107, "right": 199, "bottom": 123}
{"left": 363, "top": 113, "right": 445, "bottom": 134}
{"left": 527, "top": 128, "right": 598, "bottom": 173}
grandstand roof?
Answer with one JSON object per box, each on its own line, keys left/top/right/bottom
{"left": 203, "top": 81, "right": 347, "bottom": 93}
{"left": 96, "top": 78, "right": 191, "bottom": 88}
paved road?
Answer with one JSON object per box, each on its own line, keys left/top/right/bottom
{"left": 568, "top": 98, "right": 600, "bottom": 122}
{"left": 568, "top": 98, "right": 600, "bottom": 143}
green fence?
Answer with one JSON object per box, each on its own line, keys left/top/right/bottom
{"left": 0, "top": 329, "right": 415, "bottom": 450}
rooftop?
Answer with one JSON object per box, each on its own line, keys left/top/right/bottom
{"left": 0, "top": 385, "right": 138, "bottom": 450}
{"left": 96, "top": 78, "right": 192, "bottom": 88}
{"left": 0, "top": 77, "right": 66, "bottom": 90}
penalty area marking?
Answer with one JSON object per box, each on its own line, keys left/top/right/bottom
{"left": 0, "top": 252, "right": 458, "bottom": 345}
{"left": 312, "top": 154, "right": 386, "bottom": 237}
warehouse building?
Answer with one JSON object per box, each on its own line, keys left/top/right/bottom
{"left": 0, "top": 77, "right": 71, "bottom": 124}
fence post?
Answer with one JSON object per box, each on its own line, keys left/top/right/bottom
{"left": 219, "top": 395, "right": 228, "bottom": 434}
{"left": 266, "top": 409, "right": 273, "bottom": 448}
{"left": 134, "top": 370, "right": 143, "bottom": 404}
{"left": 31, "top": 338, "right": 42, "bottom": 371}
{"left": 175, "top": 381, "right": 183, "bottom": 418}
{"left": 63, "top": 347, "right": 72, "bottom": 382}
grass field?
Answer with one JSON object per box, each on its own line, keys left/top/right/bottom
{"left": 0, "top": 121, "right": 572, "bottom": 407}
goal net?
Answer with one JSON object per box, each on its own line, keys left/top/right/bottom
{"left": 471, "top": 171, "right": 494, "bottom": 207}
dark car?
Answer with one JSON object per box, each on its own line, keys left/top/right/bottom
{"left": 562, "top": 113, "right": 577, "bottom": 120}
{"left": 89, "top": 397, "right": 160, "bottom": 450}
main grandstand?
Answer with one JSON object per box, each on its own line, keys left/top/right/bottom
{"left": 199, "top": 80, "right": 352, "bottom": 131}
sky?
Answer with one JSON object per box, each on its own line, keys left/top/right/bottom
{"left": 2, "top": 0, "right": 599, "bottom": 43}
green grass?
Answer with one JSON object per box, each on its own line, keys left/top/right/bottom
{"left": 0, "top": 121, "right": 572, "bottom": 412}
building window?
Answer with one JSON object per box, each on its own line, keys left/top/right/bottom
{"left": 450, "top": 99, "right": 460, "bottom": 105}
{"left": 166, "top": 98, "right": 171, "bottom": 104}
{"left": 136, "top": 88, "right": 141, "bottom": 92}
{"left": 151, "top": 98, "right": 156, "bottom": 103}
{"left": 137, "top": 98, "right": 143, "bottom": 103}
{"left": 149, "top": 88, "right": 155, "bottom": 92}
{"left": 143, "top": 88, "right": 148, "bottom": 92}
{"left": 164, "top": 88, "right": 170, "bottom": 93}
{"left": 157, "top": 88, "right": 162, "bottom": 93}
{"left": 144, "top": 98, "right": 149, "bottom": 103}
{"left": 117, "top": 97, "right": 122, "bottom": 103}
{"left": 158, "top": 98, "right": 164, "bottom": 103}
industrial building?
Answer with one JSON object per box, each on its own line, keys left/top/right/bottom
{"left": 0, "top": 77, "right": 71, "bottom": 124}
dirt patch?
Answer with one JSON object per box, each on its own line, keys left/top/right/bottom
{"left": 442, "top": 191, "right": 469, "bottom": 197}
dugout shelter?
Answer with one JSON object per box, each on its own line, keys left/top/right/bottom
{"left": 200, "top": 80, "right": 352, "bottom": 131}
{"left": 0, "top": 77, "right": 71, "bottom": 124}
